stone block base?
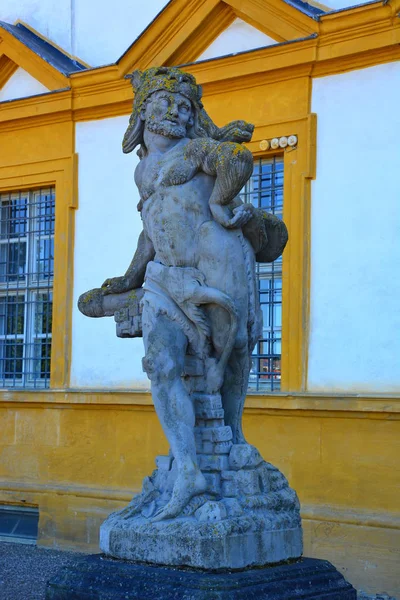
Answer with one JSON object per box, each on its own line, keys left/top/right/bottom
{"left": 46, "top": 555, "right": 357, "bottom": 600}
{"left": 100, "top": 512, "right": 302, "bottom": 569}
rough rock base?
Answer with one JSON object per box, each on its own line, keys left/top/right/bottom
{"left": 46, "top": 555, "right": 357, "bottom": 600}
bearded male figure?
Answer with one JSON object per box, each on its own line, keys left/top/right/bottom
{"left": 79, "top": 67, "right": 288, "bottom": 525}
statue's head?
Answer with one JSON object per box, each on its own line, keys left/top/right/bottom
{"left": 139, "top": 89, "right": 194, "bottom": 140}
{"left": 122, "top": 66, "right": 254, "bottom": 156}
{"left": 122, "top": 67, "right": 202, "bottom": 154}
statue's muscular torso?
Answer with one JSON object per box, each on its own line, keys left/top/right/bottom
{"left": 135, "top": 138, "right": 227, "bottom": 269}
{"left": 135, "top": 136, "right": 255, "bottom": 351}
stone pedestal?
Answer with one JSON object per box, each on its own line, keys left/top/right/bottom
{"left": 100, "top": 393, "right": 302, "bottom": 569}
{"left": 46, "top": 555, "right": 357, "bottom": 600}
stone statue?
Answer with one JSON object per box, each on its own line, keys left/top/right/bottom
{"left": 78, "top": 67, "right": 300, "bottom": 569}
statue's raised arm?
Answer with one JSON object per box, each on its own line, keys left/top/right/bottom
{"left": 101, "top": 229, "right": 155, "bottom": 296}
{"left": 78, "top": 228, "right": 154, "bottom": 319}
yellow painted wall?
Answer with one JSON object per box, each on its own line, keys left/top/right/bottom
{"left": 0, "top": 121, "right": 73, "bottom": 165}
{"left": 0, "top": 395, "right": 399, "bottom": 595}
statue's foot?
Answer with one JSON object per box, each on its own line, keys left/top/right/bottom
{"left": 117, "top": 489, "right": 158, "bottom": 520}
{"left": 151, "top": 468, "right": 207, "bottom": 522}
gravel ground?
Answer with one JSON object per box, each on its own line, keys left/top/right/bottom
{"left": 0, "top": 541, "right": 81, "bottom": 600}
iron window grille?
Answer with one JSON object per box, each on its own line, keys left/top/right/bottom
{"left": 241, "top": 157, "right": 284, "bottom": 392}
{"left": 0, "top": 188, "right": 54, "bottom": 388}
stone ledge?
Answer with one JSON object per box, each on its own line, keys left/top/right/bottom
{"left": 2, "top": 391, "right": 399, "bottom": 415}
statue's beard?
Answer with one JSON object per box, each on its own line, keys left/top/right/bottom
{"left": 145, "top": 119, "right": 186, "bottom": 139}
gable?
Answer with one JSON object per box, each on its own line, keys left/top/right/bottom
{"left": 0, "top": 20, "right": 86, "bottom": 93}
{"left": 0, "top": 66, "right": 49, "bottom": 102}
{"left": 117, "top": 0, "right": 319, "bottom": 76}
{"left": 197, "top": 18, "right": 278, "bottom": 62}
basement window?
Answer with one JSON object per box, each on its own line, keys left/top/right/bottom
{"left": 0, "top": 505, "right": 39, "bottom": 544}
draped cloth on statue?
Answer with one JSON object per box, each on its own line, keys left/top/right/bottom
{"left": 141, "top": 233, "right": 262, "bottom": 368}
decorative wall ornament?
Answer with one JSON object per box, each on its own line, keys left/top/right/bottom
{"left": 279, "top": 136, "right": 288, "bottom": 148}
{"left": 259, "top": 139, "right": 270, "bottom": 151}
{"left": 259, "top": 134, "right": 298, "bottom": 151}
{"left": 270, "top": 137, "right": 280, "bottom": 149}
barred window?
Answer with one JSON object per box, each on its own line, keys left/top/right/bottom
{"left": 241, "top": 157, "right": 284, "bottom": 392}
{"left": 0, "top": 188, "right": 54, "bottom": 388}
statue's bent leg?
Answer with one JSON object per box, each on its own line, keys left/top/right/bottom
{"left": 206, "top": 301, "right": 250, "bottom": 445}
{"left": 196, "top": 221, "right": 254, "bottom": 444}
{"left": 142, "top": 314, "right": 207, "bottom": 520}
{"left": 215, "top": 306, "right": 250, "bottom": 445}
{"left": 222, "top": 343, "right": 250, "bottom": 444}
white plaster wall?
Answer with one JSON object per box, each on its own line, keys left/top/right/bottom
{"left": 0, "top": 67, "right": 49, "bottom": 103}
{"left": 73, "top": 0, "right": 168, "bottom": 66}
{"left": 323, "top": 0, "right": 370, "bottom": 10}
{"left": 0, "top": 0, "right": 73, "bottom": 54}
{"left": 197, "top": 18, "right": 277, "bottom": 62}
{"left": 71, "top": 116, "right": 149, "bottom": 389}
{"left": 309, "top": 62, "right": 400, "bottom": 392}
{"left": 0, "top": 0, "right": 168, "bottom": 67}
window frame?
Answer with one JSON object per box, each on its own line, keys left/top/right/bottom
{"left": 242, "top": 156, "right": 284, "bottom": 393}
{"left": 246, "top": 115, "right": 316, "bottom": 393}
{"left": 0, "top": 187, "right": 55, "bottom": 388}
{"left": 0, "top": 157, "right": 77, "bottom": 390}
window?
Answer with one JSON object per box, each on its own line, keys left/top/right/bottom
{"left": 0, "top": 505, "right": 38, "bottom": 544}
{"left": 0, "top": 188, "right": 54, "bottom": 388}
{"left": 241, "top": 157, "right": 284, "bottom": 392}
